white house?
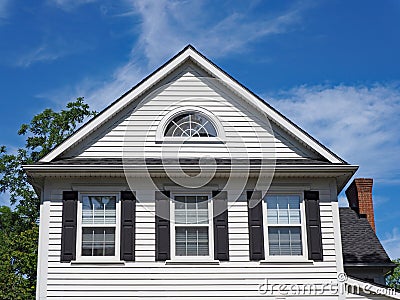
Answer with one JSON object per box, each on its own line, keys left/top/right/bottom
{"left": 24, "top": 45, "right": 398, "bottom": 300}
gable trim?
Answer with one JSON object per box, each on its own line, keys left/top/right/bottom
{"left": 40, "top": 45, "right": 346, "bottom": 164}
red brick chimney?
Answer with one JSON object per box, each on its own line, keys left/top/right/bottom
{"left": 345, "top": 178, "right": 375, "bottom": 232}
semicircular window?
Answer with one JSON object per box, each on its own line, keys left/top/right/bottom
{"left": 164, "top": 112, "right": 217, "bottom": 137}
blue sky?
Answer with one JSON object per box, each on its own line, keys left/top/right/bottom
{"left": 0, "top": 0, "right": 399, "bottom": 258}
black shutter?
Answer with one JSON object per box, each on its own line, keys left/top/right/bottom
{"left": 120, "top": 191, "right": 136, "bottom": 261}
{"left": 304, "top": 191, "right": 323, "bottom": 261}
{"left": 61, "top": 191, "right": 78, "bottom": 262}
{"left": 155, "top": 191, "right": 170, "bottom": 261}
{"left": 247, "top": 191, "right": 265, "bottom": 261}
{"left": 212, "top": 191, "right": 229, "bottom": 261}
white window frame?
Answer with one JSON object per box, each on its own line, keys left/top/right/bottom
{"left": 155, "top": 106, "right": 226, "bottom": 142}
{"left": 170, "top": 192, "right": 214, "bottom": 261}
{"left": 76, "top": 192, "right": 121, "bottom": 262}
{"left": 262, "top": 192, "right": 309, "bottom": 262}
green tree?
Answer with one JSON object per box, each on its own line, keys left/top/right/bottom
{"left": 387, "top": 258, "right": 400, "bottom": 290}
{"left": 0, "top": 97, "right": 96, "bottom": 299}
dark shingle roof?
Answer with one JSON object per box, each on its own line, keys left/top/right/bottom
{"left": 36, "top": 157, "right": 335, "bottom": 166}
{"left": 339, "top": 207, "right": 394, "bottom": 266}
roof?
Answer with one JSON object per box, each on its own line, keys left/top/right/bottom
{"left": 339, "top": 207, "right": 394, "bottom": 266}
{"left": 36, "top": 157, "right": 336, "bottom": 166}
{"left": 38, "top": 45, "right": 348, "bottom": 164}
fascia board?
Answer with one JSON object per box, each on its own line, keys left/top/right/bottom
{"left": 23, "top": 164, "right": 358, "bottom": 174}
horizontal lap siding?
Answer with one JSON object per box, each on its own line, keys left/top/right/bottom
{"left": 228, "top": 195, "right": 249, "bottom": 261}
{"left": 42, "top": 179, "right": 341, "bottom": 299}
{"left": 68, "top": 72, "right": 317, "bottom": 160}
{"left": 135, "top": 199, "right": 155, "bottom": 262}
{"left": 45, "top": 264, "right": 339, "bottom": 299}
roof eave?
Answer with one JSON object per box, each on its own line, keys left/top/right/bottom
{"left": 23, "top": 163, "right": 357, "bottom": 192}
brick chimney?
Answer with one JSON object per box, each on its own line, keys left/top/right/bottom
{"left": 345, "top": 178, "right": 375, "bottom": 232}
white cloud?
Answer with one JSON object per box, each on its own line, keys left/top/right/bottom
{"left": 0, "top": 0, "right": 9, "bottom": 21}
{"left": 130, "top": 0, "right": 304, "bottom": 68}
{"left": 50, "top": 0, "right": 97, "bottom": 11}
{"left": 73, "top": 60, "right": 146, "bottom": 111}
{"left": 17, "top": 38, "right": 92, "bottom": 68}
{"left": 17, "top": 45, "right": 64, "bottom": 67}
{"left": 268, "top": 83, "right": 400, "bottom": 183}
{"left": 338, "top": 195, "right": 348, "bottom": 207}
{"left": 381, "top": 227, "right": 400, "bottom": 259}
{"left": 44, "top": 0, "right": 307, "bottom": 111}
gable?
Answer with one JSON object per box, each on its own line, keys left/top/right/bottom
{"left": 60, "top": 63, "right": 323, "bottom": 161}
{"left": 40, "top": 45, "right": 345, "bottom": 164}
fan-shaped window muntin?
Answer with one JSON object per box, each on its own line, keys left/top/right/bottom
{"left": 164, "top": 112, "right": 217, "bottom": 137}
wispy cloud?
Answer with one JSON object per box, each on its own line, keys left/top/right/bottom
{"left": 338, "top": 195, "right": 348, "bottom": 207}
{"left": 268, "top": 83, "right": 400, "bottom": 183}
{"left": 17, "top": 45, "right": 65, "bottom": 67}
{"left": 43, "top": 0, "right": 307, "bottom": 111}
{"left": 37, "top": 59, "right": 146, "bottom": 111}
{"left": 129, "top": 0, "right": 304, "bottom": 68}
{"left": 49, "top": 0, "right": 98, "bottom": 11}
{"left": 0, "top": 0, "right": 9, "bottom": 22}
{"left": 381, "top": 227, "right": 400, "bottom": 259}
{"left": 17, "top": 38, "right": 92, "bottom": 68}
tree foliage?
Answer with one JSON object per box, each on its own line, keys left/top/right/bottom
{"left": 0, "top": 97, "right": 96, "bottom": 299}
{"left": 387, "top": 258, "right": 400, "bottom": 290}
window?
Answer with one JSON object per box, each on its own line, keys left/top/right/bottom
{"left": 172, "top": 195, "right": 212, "bottom": 258}
{"left": 265, "top": 195, "right": 304, "bottom": 256}
{"left": 77, "top": 194, "right": 120, "bottom": 260}
{"left": 164, "top": 112, "right": 217, "bottom": 137}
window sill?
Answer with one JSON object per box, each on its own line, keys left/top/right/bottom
{"left": 71, "top": 260, "right": 126, "bottom": 265}
{"left": 259, "top": 259, "right": 314, "bottom": 265}
{"left": 165, "top": 260, "right": 220, "bottom": 265}
{"left": 156, "top": 139, "right": 224, "bottom": 144}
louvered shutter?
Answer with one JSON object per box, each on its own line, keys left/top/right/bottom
{"left": 247, "top": 190, "right": 265, "bottom": 260}
{"left": 155, "top": 191, "right": 170, "bottom": 261}
{"left": 212, "top": 191, "right": 229, "bottom": 261}
{"left": 304, "top": 191, "right": 323, "bottom": 261}
{"left": 120, "top": 191, "right": 135, "bottom": 261}
{"left": 61, "top": 191, "right": 78, "bottom": 262}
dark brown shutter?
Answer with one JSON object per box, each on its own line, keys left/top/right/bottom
{"left": 155, "top": 191, "right": 170, "bottom": 261}
{"left": 212, "top": 191, "right": 229, "bottom": 261}
{"left": 304, "top": 191, "right": 323, "bottom": 261}
{"left": 247, "top": 190, "right": 265, "bottom": 260}
{"left": 61, "top": 191, "right": 78, "bottom": 262}
{"left": 120, "top": 191, "right": 135, "bottom": 261}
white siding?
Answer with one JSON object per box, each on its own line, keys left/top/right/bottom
{"left": 62, "top": 65, "right": 320, "bottom": 161}
{"left": 37, "top": 177, "right": 347, "bottom": 300}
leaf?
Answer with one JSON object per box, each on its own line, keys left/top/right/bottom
{"left": 0, "top": 97, "right": 95, "bottom": 299}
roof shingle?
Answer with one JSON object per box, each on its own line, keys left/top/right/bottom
{"left": 339, "top": 207, "right": 394, "bottom": 266}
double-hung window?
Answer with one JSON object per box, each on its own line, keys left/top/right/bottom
{"left": 77, "top": 194, "right": 120, "bottom": 260}
{"left": 172, "top": 195, "right": 212, "bottom": 259}
{"left": 265, "top": 194, "right": 305, "bottom": 257}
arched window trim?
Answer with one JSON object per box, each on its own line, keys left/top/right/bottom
{"left": 156, "top": 106, "right": 225, "bottom": 142}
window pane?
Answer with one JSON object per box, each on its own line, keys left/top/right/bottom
{"left": 176, "top": 227, "right": 209, "bottom": 256}
{"left": 164, "top": 113, "right": 217, "bottom": 137}
{"left": 266, "top": 195, "right": 301, "bottom": 225}
{"left": 175, "top": 195, "right": 209, "bottom": 224}
{"left": 82, "top": 196, "right": 116, "bottom": 225}
{"left": 268, "top": 227, "right": 302, "bottom": 256}
{"left": 82, "top": 228, "right": 115, "bottom": 256}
